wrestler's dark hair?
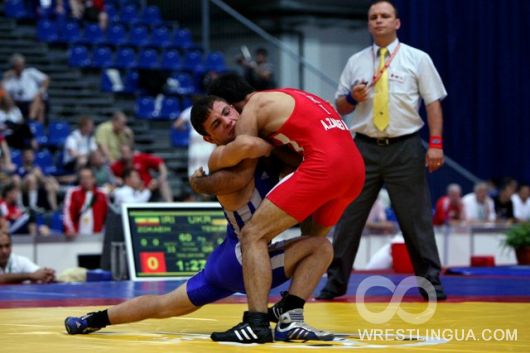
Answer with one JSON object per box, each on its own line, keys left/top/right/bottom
{"left": 206, "top": 72, "right": 255, "bottom": 104}
{"left": 369, "top": 0, "right": 400, "bottom": 19}
{"left": 190, "top": 95, "right": 225, "bottom": 136}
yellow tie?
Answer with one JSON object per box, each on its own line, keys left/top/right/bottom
{"left": 373, "top": 47, "right": 389, "bottom": 131}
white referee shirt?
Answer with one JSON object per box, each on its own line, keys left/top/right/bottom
{"left": 0, "top": 253, "right": 39, "bottom": 274}
{"left": 335, "top": 39, "right": 447, "bottom": 138}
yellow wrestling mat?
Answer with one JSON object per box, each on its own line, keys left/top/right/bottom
{"left": 1, "top": 303, "right": 528, "bottom": 353}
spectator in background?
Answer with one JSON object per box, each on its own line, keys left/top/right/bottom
{"left": 87, "top": 149, "right": 115, "bottom": 194}
{"left": 95, "top": 111, "right": 134, "bottom": 163}
{"left": 0, "top": 134, "right": 16, "bottom": 179}
{"left": 494, "top": 182, "right": 515, "bottom": 223}
{"left": 69, "top": 0, "right": 108, "bottom": 31}
{"left": 363, "top": 191, "right": 396, "bottom": 234}
{"left": 63, "top": 167, "right": 108, "bottom": 237}
{"left": 111, "top": 144, "right": 172, "bottom": 202}
{"left": 433, "top": 183, "right": 465, "bottom": 226}
{"left": 0, "top": 232, "right": 55, "bottom": 284}
{"left": 63, "top": 117, "right": 97, "bottom": 172}
{"left": 2, "top": 53, "right": 49, "bottom": 124}
{"left": 462, "top": 182, "right": 496, "bottom": 224}
{"left": 237, "top": 47, "right": 276, "bottom": 90}
{"left": 512, "top": 184, "right": 530, "bottom": 222}
{"left": 0, "top": 183, "right": 36, "bottom": 235}
{"left": 112, "top": 168, "right": 151, "bottom": 211}
{"left": 0, "top": 88, "right": 36, "bottom": 150}
{"left": 14, "top": 148, "right": 59, "bottom": 211}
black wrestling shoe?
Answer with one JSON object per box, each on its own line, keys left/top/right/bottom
{"left": 211, "top": 311, "right": 273, "bottom": 344}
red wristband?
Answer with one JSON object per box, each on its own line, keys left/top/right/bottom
{"left": 429, "top": 136, "right": 443, "bottom": 149}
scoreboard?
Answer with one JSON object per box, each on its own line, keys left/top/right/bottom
{"left": 122, "top": 202, "right": 226, "bottom": 281}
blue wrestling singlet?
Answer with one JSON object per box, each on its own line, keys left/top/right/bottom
{"left": 186, "top": 163, "right": 289, "bottom": 306}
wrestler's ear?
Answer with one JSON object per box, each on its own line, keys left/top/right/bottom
{"left": 203, "top": 135, "right": 214, "bottom": 144}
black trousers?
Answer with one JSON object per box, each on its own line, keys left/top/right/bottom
{"left": 321, "top": 133, "right": 443, "bottom": 295}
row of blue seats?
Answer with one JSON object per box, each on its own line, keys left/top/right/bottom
{"left": 101, "top": 70, "right": 196, "bottom": 96}
{"left": 38, "top": 20, "right": 196, "bottom": 49}
{"left": 11, "top": 148, "right": 64, "bottom": 176}
{"left": 6, "top": 0, "right": 159, "bottom": 25}
{"left": 69, "top": 46, "right": 226, "bottom": 73}
{"left": 100, "top": 3, "right": 162, "bottom": 26}
{"left": 29, "top": 121, "right": 71, "bottom": 149}
{"left": 136, "top": 96, "right": 190, "bottom": 121}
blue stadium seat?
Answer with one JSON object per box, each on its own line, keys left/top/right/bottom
{"left": 60, "top": 20, "right": 81, "bottom": 43}
{"left": 150, "top": 25, "right": 172, "bottom": 48}
{"left": 52, "top": 150, "right": 70, "bottom": 176}
{"left": 114, "top": 46, "right": 136, "bottom": 69}
{"left": 136, "top": 97, "right": 155, "bottom": 119}
{"left": 77, "top": 23, "right": 104, "bottom": 45}
{"left": 37, "top": 19, "right": 59, "bottom": 43}
{"left": 5, "top": 0, "right": 32, "bottom": 19}
{"left": 170, "top": 124, "right": 190, "bottom": 147}
{"left": 69, "top": 44, "right": 91, "bottom": 67}
{"left": 123, "top": 70, "right": 139, "bottom": 93}
{"left": 126, "top": 24, "right": 150, "bottom": 47}
{"left": 91, "top": 45, "right": 114, "bottom": 68}
{"left": 50, "top": 210, "right": 64, "bottom": 234}
{"left": 183, "top": 50, "right": 204, "bottom": 73}
{"left": 160, "top": 49, "right": 182, "bottom": 70}
{"left": 166, "top": 72, "right": 195, "bottom": 95}
{"left": 35, "top": 150, "right": 58, "bottom": 175}
{"left": 101, "top": 71, "right": 113, "bottom": 92}
{"left": 137, "top": 48, "right": 160, "bottom": 69}
{"left": 120, "top": 4, "right": 139, "bottom": 24}
{"left": 181, "top": 96, "right": 193, "bottom": 109}
{"left": 160, "top": 97, "right": 181, "bottom": 119}
{"left": 173, "top": 28, "right": 193, "bottom": 49}
{"left": 47, "top": 121, "right": 71, "bottom": 148}
{"left": 28, "top": 121, "right": 48, "bottom": 146}
{"left": 205, "top": 51, "right": 226, "bottom": 72}
{"left": 105, "top": 3, "right": 120, "bottom": 23}
{"left": 105, "top": 23, "right": 127, "bottom": 46}
{"left": 141, "top": 5, "right": 161, "bottom": 25}
{"left": 10, "top": 149, "right": 22, "bottom": 167}
{"left": 101, "top": 69, "right": 124, "bottom": 92}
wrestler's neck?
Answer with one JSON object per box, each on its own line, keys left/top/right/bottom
{"left": 234, "top": 93, "right": 255, "bottom": 112}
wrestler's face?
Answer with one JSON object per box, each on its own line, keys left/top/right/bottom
{"left": 203, "top": 100, "right": 239, "bottom": 145}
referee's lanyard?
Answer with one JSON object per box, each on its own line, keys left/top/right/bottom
{"left": 369, "top": 43, "right": 401, "bottom": 88}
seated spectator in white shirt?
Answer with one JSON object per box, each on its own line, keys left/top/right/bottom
{"left": 2, "top": 53, "right": 49, "bottom": 124}
{"left": 462, "top": 182, "right": 496, "bottom": 224}
{"left": 512, "top": 184, "right": 530, "bottom": 222}
{"left": 112, "top": 169, "right": 151, "bottom": 212}
{"left": 0, "top": 88, "right": 36, "bottom": 150}
{"left": 63, "top": 117, "right": 97, "bottom": 172}
{"left": 0, "top": 231, "right": 55, "bottom": 284}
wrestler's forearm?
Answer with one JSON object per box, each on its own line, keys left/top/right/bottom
{"left": 209, "top": 135, "right": 271, "bottom": 171}
{"left": 190, "top": 160, "right": 256, "bottom": 195}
